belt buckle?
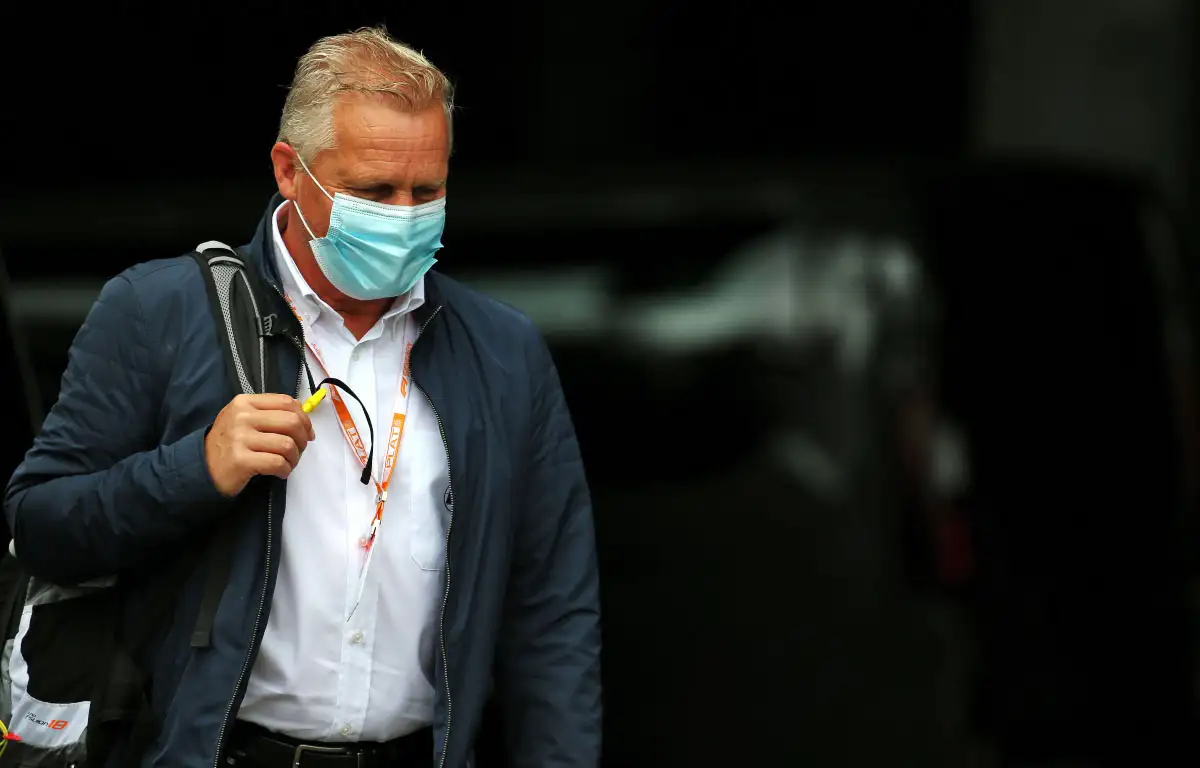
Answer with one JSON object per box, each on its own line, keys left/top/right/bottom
{"left": 292, "top": 743, "right": 360, "bottom": 767}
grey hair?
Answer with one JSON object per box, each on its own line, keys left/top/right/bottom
{"left": 278, "top": 26, "right": 455, "bottom": 163}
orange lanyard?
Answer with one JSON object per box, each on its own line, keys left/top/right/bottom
{"left": 283, "top": 295, "right": 413, "bottom": 553}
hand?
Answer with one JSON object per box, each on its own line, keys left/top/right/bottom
{"left": 204, "top": 393, "right": 316, "bottom": 497}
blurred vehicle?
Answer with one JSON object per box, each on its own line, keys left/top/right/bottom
{"left": 918, "top": 161, "right": 1200, "bottom": 766}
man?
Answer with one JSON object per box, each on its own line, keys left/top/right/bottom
{"left": 3, "top": 26, "right": 600, "bottom": 768}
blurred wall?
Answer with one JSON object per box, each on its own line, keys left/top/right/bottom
{"left": 974, "top": 0, "right": 1194, "bottom": 201}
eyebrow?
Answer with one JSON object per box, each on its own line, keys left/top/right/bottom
{"left": 346, "top": 178, "right": 446, "bottom": 189}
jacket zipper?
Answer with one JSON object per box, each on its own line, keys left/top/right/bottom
{"left": 211, "top": 290, "right": 303, "bottom": 767}
{"left": 412, "top": 305, "right": 455, "bottom": 768}
{"left": 210, "top": 486, "right": 276, "bottom": 768}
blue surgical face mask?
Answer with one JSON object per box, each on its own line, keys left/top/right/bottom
{"left": 292, "top": 154, "right": 445, "bottom": 300}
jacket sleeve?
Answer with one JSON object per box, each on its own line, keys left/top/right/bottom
{"left": 3, "top": 273, "right": 229, "bottom": 586}
{"left": 497, "top": 329, "right": 602, "bottom": 767}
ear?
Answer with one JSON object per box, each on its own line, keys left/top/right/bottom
{"left": 271, "top": 142, "right": 301, "bottom": 201}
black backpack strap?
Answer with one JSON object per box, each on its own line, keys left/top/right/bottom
{"left": 189, "top": 242, "right": 272, "bottom": 649}
{"left": 0, "top": 555, "right": 29, "bottom": 641}
{"left": 104, "top": 564, "right": 196, "bottom": 761}
{"left": 192, "top": 242, "right": 269, "bottom": 396}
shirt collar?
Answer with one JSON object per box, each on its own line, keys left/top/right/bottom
{"left": 270, "top": 201, "right": 426, "bottom": 328}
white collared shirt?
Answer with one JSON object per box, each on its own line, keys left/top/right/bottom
{"left": 237, "top": 203, "right": 449, "bottom": 742}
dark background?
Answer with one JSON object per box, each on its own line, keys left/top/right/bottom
{"left": 4, "top": 1, "right": 1200, "bottom": 766}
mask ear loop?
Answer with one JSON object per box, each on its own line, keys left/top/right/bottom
{"left": 297, "top": 354, "right": 375, "bottom": 485}
{"left": 292, "top": 149, "right": 336, "bottom": 241}
{"left": 293, "top": 150, "right": 335, "bottom": 202}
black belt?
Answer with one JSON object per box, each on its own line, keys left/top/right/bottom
{"left": 227, "top": 720, "right": 434, "bottom": 768}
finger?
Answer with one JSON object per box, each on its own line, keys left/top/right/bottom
{"left": 291, "top": 400, "right": 316, "bottom": 440}
{"left": 244, "top": 450, "right": 295, "bottom": 481}
{"left": 275, "top": 397, "right": 315, "bottom": 440}
{"left": 243, "top": 393, "right": 308, "bottom": 413}
{"left": 246, "top": 411, "right": 311, "bottom": 453}
{"left": 243, "top": 432, "right": 302, "bottom": 469}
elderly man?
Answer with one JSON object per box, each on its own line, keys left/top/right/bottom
{"left": 3, "top": 26, "right": 600, "bottom": 768}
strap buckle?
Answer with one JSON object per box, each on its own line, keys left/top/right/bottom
{"left": 292, "top": 743, "right": 358, "bottom": 767}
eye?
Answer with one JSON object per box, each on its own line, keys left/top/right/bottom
{"left": 350, "top": 184, "right": 393, "bottom": 200}
{"left": 413, "top": 186, "right": 441, "bottom": 200}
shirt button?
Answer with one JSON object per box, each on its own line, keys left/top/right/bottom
{"left": 350, "top": 630, "right": 364, "bottom": 644}
{"left": 340, "top": 724, "right": 353, "bottom": 736}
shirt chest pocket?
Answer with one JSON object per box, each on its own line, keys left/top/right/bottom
{"left": 401, "top": 404, "right": 450, "bottom": 572}
{"left": 409, "top": 483, "right": 448, "bottom": 571}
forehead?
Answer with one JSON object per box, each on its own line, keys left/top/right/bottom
{"left": 323, "top": 95, "right": 449, "bottom": 181}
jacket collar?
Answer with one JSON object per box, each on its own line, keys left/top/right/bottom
{"left": 245, "top": 193, "right": 444, "bottom": 332}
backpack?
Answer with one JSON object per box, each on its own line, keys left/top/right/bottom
{"left": 0, "top": 242, "right": 273, "bottom": 766}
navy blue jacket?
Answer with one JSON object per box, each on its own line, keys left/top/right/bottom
{"left": 3, "top": 195, "right": 602, "bottom": 767}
